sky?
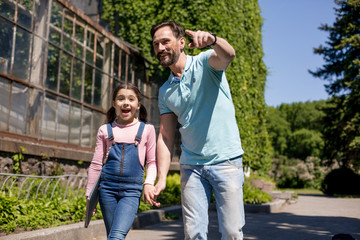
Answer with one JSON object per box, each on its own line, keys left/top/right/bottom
{"left": 258, "top": 0, "right": 338, "bottom": 107}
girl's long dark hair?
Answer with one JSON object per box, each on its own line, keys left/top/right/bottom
{"left": 106, "top": 83, "right": 148, "bottom": 123}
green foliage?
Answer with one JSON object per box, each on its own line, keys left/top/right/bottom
{"left": 50, "top": 161, "right": 64, "bottom": 176}
{"left": 11, "top": 146, "right": 27, "bottom": 174}
{"left": 271, "top": 156, "right": 327, "bottom": 190}
{"left": 243, "top": 179, "right": 272, "bottom": 204}
{"left": 0, "top": 192, "right": 102, "bottom": 234}
{"left": 310, "top": 0, "right": 360, "bottom": 171}
{"left": 157, "top": 173, "right": 181, "bottom": 206}
{"left": 266, "top": 101, "right": 327, "bottom": 159}
{"left": 322, "top": 168, "right": 360, "bottom": 196}
{"left": 288, "top": 129, "right": 324, "bottom": 160}
{"left": 0, "top": 172, "right": 274, "bottom": 234}
{"left": 101, "top": 0, "right": 272, "bottom": 174}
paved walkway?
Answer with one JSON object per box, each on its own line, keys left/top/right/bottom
{"left": 2, "top": 194, "right": 359, "bottom": 240}
{"left": 123, "top": 195, "right": 360, "bottom": 240}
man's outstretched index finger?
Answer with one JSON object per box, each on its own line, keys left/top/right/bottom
{"left": 185, "top": 29, "right": 195, "bottom": 37}
{"left": 185, "top": 30, "right": 196, "bottom": 48}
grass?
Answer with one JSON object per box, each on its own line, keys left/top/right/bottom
{"left": 278, "top": 188, "right": 323, "bottom": 195}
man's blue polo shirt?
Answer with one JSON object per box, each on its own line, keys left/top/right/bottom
{"left": 158, "top": 50, "right": 244, "bottom": 165}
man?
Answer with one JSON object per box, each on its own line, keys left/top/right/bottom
{"left": 151, "top": 20, "right": 245, "bottom": 240}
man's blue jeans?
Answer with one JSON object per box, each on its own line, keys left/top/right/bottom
{"left": 180, "top": 156, "right": 245, "bottom": 240}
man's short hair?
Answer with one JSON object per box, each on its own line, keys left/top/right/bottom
{"left": 150, "top": 20, "right": 184, "bottom": 40}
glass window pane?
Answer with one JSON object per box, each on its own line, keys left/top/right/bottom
{"left": 0, "top": 0, "right": 15, "bottom": 21}
{"left": 96, "top": 35, "right": 104, "bottom": 56}
{"left": 134, "top": 56, "right": 146, "bottom": 92}
{"left": 56, "top": 98, "right": 69, "bottom": 143}
{"left": 50, "top": 0, "right": 62, "bottom": 29}
{"left": 104, "top": 41, "right": 112, "bottom": 75}
{"left": 84, "top": 64, "right": 93, "bottom": 105}
{"left": 63, "top": 35, "right": 72, "bottom": 52}
{"left": 72, "top": 58, "right": 83, "bottom": 100}
{"left": 96, "top": 54, "right": 103, "bottom": 69}
{"left": 128, "top": 55, "right": 133, "bottom": 83}
{"left": 93, "top": 69, "right": 102, "bottom": 108}
{"left": 75, "top": 43, "right": 83, "bottom": 58}
{"left": 150, "top": 98, "right": 160, "bottom": 127}
{"left": 9, "top": 82, "right": 27, "bottom": 134}
{"left": 102, "top": 73, "right": 110, "bottom": 110}
{"left": 46, "top": 44, "right": 60, "bottom": 91}
{"left": 75, "top": 20, "right": 85, "bottom": 43}
{"left": 13, "top": 27, "right": 31, "bottom": 80}
{"left": 113, "top": 46, "right": 119, "bottom": 78}
{"left": 86, "top": 49, "right": 93, "bottom": 64}
{"left": 17, "top": 0, "right": 33, "bottom": 30}
{"left": 86, "top": 29, "right": 94, "bottom": 49}
{"left": 113, "top": 77, "right": 120, "bottom": 91}
{"left": 121, "top": 51, "right": 127, "bottom": 82}
{"left": 63, "top": 10, "right": 73, "bottom": 36}
{"left": 0, "top": 18, "right": 13, "bottom": 75}
{"left": 92, "top": 111, "right": 105, "bottom": 147}
{"left": 0, "top": 77, "right": 10, "bottom": 131}
{"left": 42, "top": 93, "right": 57, "bottom": 140}
{"left": 69, "top": 102, "right": 81, "bottom": 145}
{"left": 59, "top": 52, "right": 71, "bottom": 95}
{"left": 49, "top": 26, "right": 61, "bottom": 46}
{"left": 26, "top": 89, "right": 43, "bottom": 137}
{"left": 81, "top": 107, "right": 92, "bottom": 147}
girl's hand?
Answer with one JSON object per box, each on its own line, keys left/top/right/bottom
{"left": 86, "top": 196, "right": 98, "bottom": 216}
{"left": 143, "top": 184, "right": 161, "bottom": 207}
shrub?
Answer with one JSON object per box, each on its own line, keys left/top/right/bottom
{"left": 243, "top": 180, "right": 272, "bottom": 204}
{"left": 156, "top": 173, "right": 181, "bottom": 206}
{"left": 271, "top": 156, "right": 327, "bottom": 189}
{"left": 0, "top": 192, "right": 102, "bottom": 234}
{"left": 321, "top": 168, "right": 360, "bottom": 196}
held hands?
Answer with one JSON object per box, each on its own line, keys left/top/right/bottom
{"left": 143, "top": 184, "right": 161, "bottom": 207}
{"left": 186, "top": 30, "right": 216, "bottom": 49}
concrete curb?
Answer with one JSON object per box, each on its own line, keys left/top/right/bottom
{"left": 0, "top": 201, "right": 287, "bottom": 240}
{"left": 0, "top": 206, "right": 182, "bottom": 240}
{"left": 244, "top": 199, "right": 287, "bottom": 213}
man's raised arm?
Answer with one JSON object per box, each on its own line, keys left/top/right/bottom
{"left": 185, "top": 30, "right": 235, "bottom": 70}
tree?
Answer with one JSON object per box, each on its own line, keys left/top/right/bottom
{"left": 101, "top": 0, "right": 273, "bottom": 174}
{"left": 266, "top": 101, "right": 327, "bottom": 159}
{"left": 310, "top": 0, "right": 360, "bottom": 170}
{"left": 266, "top": 106, "right": 290, "bottom": 156}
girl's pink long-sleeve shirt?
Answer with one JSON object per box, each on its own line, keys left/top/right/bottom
{"left": 86, "top": 120, "right": 157, "bottom": 196}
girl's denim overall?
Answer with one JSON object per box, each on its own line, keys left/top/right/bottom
{"left": 99, "top": 122, "right": 145, "bottom": 240}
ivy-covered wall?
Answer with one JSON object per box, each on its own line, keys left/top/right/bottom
{"left": 101, "top": 0, "right": 272, "bottom": 173}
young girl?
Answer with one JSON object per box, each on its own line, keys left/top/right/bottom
{"left": 86, "top": 83, "right": 158, "bottom": 239}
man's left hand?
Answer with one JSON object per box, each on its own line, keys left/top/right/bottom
{"left": 185, "top": 30, "right": 215, "bottom": 49}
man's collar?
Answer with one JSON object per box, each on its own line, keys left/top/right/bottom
{"left": 169, "top": 55, "right": 194, "bottom": 84}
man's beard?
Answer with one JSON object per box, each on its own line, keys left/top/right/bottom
{"left": 157, "top": 49, "right": 181, "bottom": 67}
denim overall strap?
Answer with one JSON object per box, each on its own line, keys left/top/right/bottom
{"left": 107, "top": 122, "right": 145, "bottom": 145}
{"left": 106, "top": 123, "right": 115, "bottom": 145}
{"left": 134, "top": 121, "right": 145, "bottom": 146}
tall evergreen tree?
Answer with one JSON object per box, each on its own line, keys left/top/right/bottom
{"left": 310, "top": 0, "right": 360, "bottom": 170}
